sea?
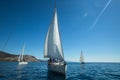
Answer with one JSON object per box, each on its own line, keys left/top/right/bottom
{"left": 0, "top": 62, "right": 120, "bottom": 80}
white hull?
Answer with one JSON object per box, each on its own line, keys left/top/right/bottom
{"left": 48, "top": 62, "right": 66, "bottom": 75}
{"left": 18, "top": 62, "right": 28, "bottom": 65}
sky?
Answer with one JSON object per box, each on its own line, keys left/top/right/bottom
{"left": 0, "top": 0, "right": 120, "bottom": 62}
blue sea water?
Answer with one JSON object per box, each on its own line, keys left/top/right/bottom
{"left": 0, "top": 62, "right": 120, "bottom": 80}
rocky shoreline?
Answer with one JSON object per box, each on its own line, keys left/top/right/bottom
{"left": 0, "top": 51, "right": 39, "bottom": 62}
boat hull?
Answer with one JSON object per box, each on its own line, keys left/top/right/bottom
{"left": 18, "top": 62, "right": 28, "bottom": 65}
{"left": 48, "top": 62, "right": 66, "bottom": 75}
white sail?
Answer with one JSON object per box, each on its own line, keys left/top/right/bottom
{"left": 18, "top": 55, "right": 20, "bottom": 62}
{"left": 80, "top": 51, "right": 85, "bottom": 63}
{"left": 18, "top": 44, "right": 25, "bottom": 62}
{"left": 18, "top": 44, "right": 28, "bottom": 65}
{"left": 44, "top": 8, "right": 64, "bottom": 60}
{"left": 21, "top": 44, "right": 25, "bottom": 61}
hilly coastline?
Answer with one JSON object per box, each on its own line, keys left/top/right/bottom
{"left": 0, "top": 51, "right": 39, "bottom": 62}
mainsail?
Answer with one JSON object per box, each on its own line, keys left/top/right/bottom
{"left": 80, "top": 51, "right": 85, "bottom": 63}
{"left": 44, "top": 8, "right": 64, "bottom": 61}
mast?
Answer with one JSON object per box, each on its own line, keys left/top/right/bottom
{"left": 54, "top": 0, "right": 56, "bottom": 9}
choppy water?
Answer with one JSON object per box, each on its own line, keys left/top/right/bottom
{"left": 0, "top": 62, "right": 120, "bottom": 80}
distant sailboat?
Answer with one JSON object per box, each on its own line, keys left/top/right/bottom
{"left": 80, "top": 51, "right": 85, "bottom": 64}
{"left": 44, "top": 2, "right": 66, "bottom": 75}
{"left": 18, "top": 44, "right": 28, "bottom": 65}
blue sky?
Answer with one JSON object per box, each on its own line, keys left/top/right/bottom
{"left": 0, "top": 0, "right": 120, "bottom": 62}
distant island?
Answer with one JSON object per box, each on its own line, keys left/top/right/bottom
{"left": 0, "top": 51, "right": 41, "bottom": 62}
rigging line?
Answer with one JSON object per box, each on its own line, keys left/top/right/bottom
{"left": 0, "top": 26, "right": 18, "bottom": 51}
{"left": 91, "top": 0, "right": 112, "bottom": 29}
{"left": 2, "top": 31, "right": 12, "bottom": 51}
{"left": 1, "top": 26, "right": 17, "bottom": 51}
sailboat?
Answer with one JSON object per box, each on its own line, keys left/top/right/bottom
{"left": 44, "top": 2, "right": 66, "bottom": 75}
{"left": 18, "top": 44, "right": 28, "bottom": 65}
{"left": 80, "top": 51, "right": 85, "bottom": 64}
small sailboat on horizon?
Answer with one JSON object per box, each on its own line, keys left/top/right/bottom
{"left": 18, "top": 44, "right": 28, "bottom": 65}
{"left": 80, "top": 51, "right": 85, "bottom": 64}
{"left": 44, "top": 2, "right": 66, "bottom": 75}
